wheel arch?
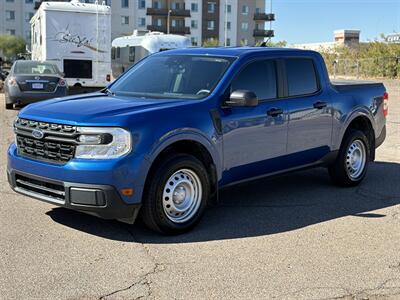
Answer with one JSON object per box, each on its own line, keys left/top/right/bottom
{"left": 142, "top": 132, "right": 221, "bottom": 203}
{"left": 339, "top": 111, "right": 376, "bottom": 161}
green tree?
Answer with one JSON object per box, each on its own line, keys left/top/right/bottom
{"left": 0, "top": 35, "right": 26, "bottom": 59}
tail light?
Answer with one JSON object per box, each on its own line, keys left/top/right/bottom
{"left": 106, "top": 74, "right": 111, "bottom": 82}
{"left": 8, "top": 77, "right": 17, "bottom": 87}
{"left": 383, "top": 92, "right": 388, "bottom": 117}
{"left": 58, "top": 79, "right": 67, "bottom": 87}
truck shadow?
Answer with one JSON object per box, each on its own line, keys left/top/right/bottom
{"left": 47, "top": 161, "right": 400, "bottom": 243}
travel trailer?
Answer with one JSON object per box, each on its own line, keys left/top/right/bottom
{"left": 111, "top": 31, "right": 191, "bottom": 77}
{"left": 31, "top": 0, "right": 111, "bottom": 88}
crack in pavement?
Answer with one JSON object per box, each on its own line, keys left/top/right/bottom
{"left": 98, "top": 225, "right": 166, "bottom": 300}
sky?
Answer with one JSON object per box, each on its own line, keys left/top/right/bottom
{"left": 267, "top": 0, "right": 400, "bottom": 44}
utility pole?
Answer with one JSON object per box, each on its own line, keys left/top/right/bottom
{"left": 167, "top": 9, "right": 172, "bottom": 34}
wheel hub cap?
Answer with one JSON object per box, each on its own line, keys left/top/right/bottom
{"left": 346, "top": 139, "right": 366, "bottom": 180}
{"left": 162, "top": 169, "right": 203, "bottom": 223}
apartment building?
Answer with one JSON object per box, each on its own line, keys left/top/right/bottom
{"left": 0, "top": 0, "right": 273, "bottom": 48}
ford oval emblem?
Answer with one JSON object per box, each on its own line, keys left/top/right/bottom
{"left": 32, "top": 129, "right": 44, "bottom": 139}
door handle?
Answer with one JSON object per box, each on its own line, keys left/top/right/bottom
{"left": 267, "top": 108, "right": 283, "bottom": 117}
{"left": 313, "top": 101, "right": 327, "bottom": 109}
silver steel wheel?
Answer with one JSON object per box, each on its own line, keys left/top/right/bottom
{"left": 346, "top": 139, "right": 367, "bottom": 179}
{"left": 162, "top": 169, "right": 203, "bottom": 223}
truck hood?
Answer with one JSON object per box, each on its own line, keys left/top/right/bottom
{"left": 18, "top": 93, "right": 186, "bottom": 126}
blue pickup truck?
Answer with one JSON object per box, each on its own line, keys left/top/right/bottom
{"left": 7, "top": 47, "right": 388, "bottom": 234}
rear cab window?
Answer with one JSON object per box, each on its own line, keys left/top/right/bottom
{"left": 285, "top": 58, "right": 319, "bottom": 97}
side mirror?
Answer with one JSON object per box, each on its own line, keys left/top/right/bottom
{"left": 225, "top": 90, "right": 258, "bottom": 107}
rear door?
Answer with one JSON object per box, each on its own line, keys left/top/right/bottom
{"left": 284, "top": 57, "right": 333, "bottom": 164}
{"left": 220, "top": 58, "right": 288, "bottom": 184}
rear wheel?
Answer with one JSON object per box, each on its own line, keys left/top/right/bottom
{"left": 328, "top": 129, "right": 370, "bottom": 187}
{"left": 141, "top": 153, "right": 210, "bottom": 235}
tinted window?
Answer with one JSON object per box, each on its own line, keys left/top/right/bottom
{"left": 110, "top": 55, "right": 234, "bottom": 99}
{"left": 286, "top": 58, "right": 318, "bottom": 96}
{"left": 14, "top": 61, "right": 59, "bottom": 75}
{"left": 231, "top": 60, "right": 277, "bottom": 100}
{"left": 64, "top": 59, "right": 92, "bottom": 79}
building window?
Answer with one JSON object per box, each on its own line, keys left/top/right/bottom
{"left": 227, "top": 21, "right": 231, "bottom": 30}
{"left": 153, "top": 1, "right": 160, "bottom": 9}
{"left": 207, "top": 20, "right": 215, "bottom": 30}
{"left": 6, "top": 29, "right": 15, "bottom": 35}
{"left": 25, "top": 0, "right": 33, "bottom": 3}
{"left": 226, "top": 4, "right": 231, "bottom": 13}
{"left": 6, "top": 0, "right": 14, "bottom": 2}
{"left": 156, "top": 19, "right": 162, "bottom": 26}
{"left": 255, "top": 7, "right": 261, "bottom": 14}
{"left": 171, "top": 19, "right": 177, "bottom": 27}
{"left": 138, "top": 0, "right": 145, "bottom": 9}
{"left": 226, "top": 38, "right": 231, "bottom": 46}
{"left": 25, "top": 12, "right": 34, "bottom": 22}
{"left": 121, "top": 0, "right": 129, "bottom": 8}
{"left": 6, "top": 11, "right": 15, "bottom": 21}
{"left": 240, "top": 38, "right": 248, "bottom": 46}
{"left": 138, "top": 17, "right": 146, "bottom": 27}
{"left": 241, "top": 22, "right": 249, "bottom": 31}
{"left": 242, "top": 5, "right": 249, "bottom": 15}
{"left": 191, "top": 3, "right": 198, "bottom": 12}
{"left": 191, "top": 20, "right": 198, "bottom": 29}
{"left": 25, "top": 30, "right": 31, "bottom": 40}
{"left": 207, "top": 2, "right": 216, "bottom": 13}
{"left": 121, "top": 16, "right": 129, "bottom": 25}
{"left": 191, "top": 37, "right": 198, "bottom": 46}
{"left": 171, "top": 2, "right": 180, "bottom": 9}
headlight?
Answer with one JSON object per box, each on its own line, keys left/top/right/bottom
{"left": 75, "top": 127, "right": 131, "bottom": 159}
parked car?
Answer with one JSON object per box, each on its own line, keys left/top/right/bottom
{"left": 4, "top": 60, "right": 68, "bottom": 109}
{"left": 7, "top": 48, "right": 387, "bottom": 235}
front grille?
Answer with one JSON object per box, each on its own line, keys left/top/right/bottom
{"left": 15, "top": 173, "right": 65, "bottom": 202}
{"left": 14, "top": 118, "right": 78, "bottom": 164}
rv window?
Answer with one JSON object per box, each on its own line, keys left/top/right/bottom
{"left": 63, "top": 59, "right": 92, "bottom": 79}
{"left": 129, "top": 47, "right": 135, "bottom": 62}
{"left": 111, "top": 48, "right": 116, "bottom": 60}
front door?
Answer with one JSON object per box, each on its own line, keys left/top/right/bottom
{"left": 220, "top": 59, "right": 288, "bottom": 185}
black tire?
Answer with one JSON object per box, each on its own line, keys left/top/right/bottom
{"left": 141, "top": 153, "right": 210, "bottom": 235}
{"left": 5, "top": 102, "right": 13, "bottom": 110}
{"left": 328, "top": 129, "right": 370, "bottom": 187}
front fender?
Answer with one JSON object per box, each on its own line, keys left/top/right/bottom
{"left": 144, "top": 128, "right": 223, "bottom": 180}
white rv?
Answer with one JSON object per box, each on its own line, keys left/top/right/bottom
{"left": 111, "top": 31, "right": 191, "bottom": 77}
{"left": 31, "top": 0, "right": 111, "bottom": 88}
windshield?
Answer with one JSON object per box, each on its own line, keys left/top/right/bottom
{"left": 14, "top": 61, "right": 60, "bottom": 75}
{"left": 109, "top": 55, "right": 235, "bottom": 99}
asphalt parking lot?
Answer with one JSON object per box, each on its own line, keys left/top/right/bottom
{"left": 0, "top": 81, "right": 399, "bottom": 300}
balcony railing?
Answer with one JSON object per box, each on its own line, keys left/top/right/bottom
{"left": 254, "top": 13, "right": 275, "bottom": 21}
{"left": 253, "top": 29, "right": 275, "bottom": 38}
{"left": 146, "top": 8, "right": 191, "bottom": 17}
{"left": 147, "top": 25, "right": 190, "bottom": 35}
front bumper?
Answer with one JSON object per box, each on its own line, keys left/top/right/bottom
{"left": 7, "top": 169, "right": 140, "bottom": 221}
{"left": 7, "top": 143, "right": 151, "bottom": 222}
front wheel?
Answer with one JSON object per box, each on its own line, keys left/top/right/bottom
{"left": 141, "top": 154, "right": 210, "bottom": 235}
{"left": 328, "top": 129, "right": 370, "bottom": 187}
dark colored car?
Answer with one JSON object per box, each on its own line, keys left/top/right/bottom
{"left": 4, "top": 60, "right": 68, "bottom": 109}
